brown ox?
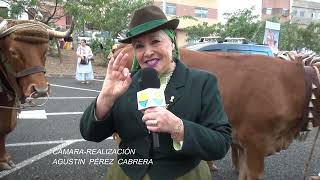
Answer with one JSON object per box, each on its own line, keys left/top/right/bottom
{"left": 0, "top": 18, "right": 73, "bottom": 170}
{"left": 110, "top": 44, "right": 320, "bottom": 180}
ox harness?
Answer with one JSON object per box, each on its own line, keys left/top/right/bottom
{"left": 303, "top": 66, "right": 320, "bottom": 130}
{"left": 0, "top": 20, "right": 47, "bottom": 110}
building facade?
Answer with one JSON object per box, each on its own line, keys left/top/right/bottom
{"left": 153, "top": 0, "right": 219, "bottom": 46}
{"left": 261, "top": 0, "right": 291, "bottom": 22}
{"left": 261, "top": 0, "right": 320, "bottom": 26}
{"left": 291, "top": 0, "right": 320, "bottom": 26}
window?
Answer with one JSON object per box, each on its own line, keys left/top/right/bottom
{"left": 300, "top": 11, "right": 305, "bottom": 17}
{"left": 166, "top": 3, "right": 176, "bottom": 15}
{"left": 292, "top": 10, "right": 297, "bottom": 16}
{"left": 266, "top": 8, "right": 272, "bottom": 15}
{"left": 318, "top": 13, "right": 320, "bottom": 19}
{"left": 282, "top": 8, "right": 289, "bottom": 17}
{"left": 0, "top": 7, "right": 8, "bottom": 18}
{"left": 311, "top": 12, "right": 316, "bottom": 19}
{"left": 195, "top": 7, "right": 208, "bottom": 18}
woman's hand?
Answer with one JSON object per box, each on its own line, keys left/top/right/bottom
{"left": 142, "top": 107, "right": 184, "bottom": 141}
{"left": 95, "top": 50, "right": 132, "bottom": 119}
{"left": 101, "top": 51, "right": 132, "bottom": 99}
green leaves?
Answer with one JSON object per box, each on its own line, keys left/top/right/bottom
{"left": 64, "top": 0, "right": 151, "bottom": 38}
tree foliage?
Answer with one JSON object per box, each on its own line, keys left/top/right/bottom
{"left": 3, "top": 0, "right": 152, "bottom": 62}
{"left": 221, "top": 8, "right": 261, "bottom": 40}
{"left": 3, "top": 0, "right": 151, "bottom": 38}
{"left": 64, "top": 0, "right": 152, "bottom": 38}
{"left": 2, "top": 0, "right": 66, "bottom": 24}
{"left": 183, "top": 22, "right": 218, "bottom": 42}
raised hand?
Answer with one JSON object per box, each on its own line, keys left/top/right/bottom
{"left": 96, "top": 50, "right": 132, "bottom": 119}
{"left": 101, "top": 51, "right": 132, "bottom": 99}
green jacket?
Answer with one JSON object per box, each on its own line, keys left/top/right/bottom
{"left": 80, "top": 61, "right": 232, "bottom": 180}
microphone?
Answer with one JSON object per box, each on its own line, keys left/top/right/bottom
{"left": 137, "top": 68, "right": 166, "bottom": 149}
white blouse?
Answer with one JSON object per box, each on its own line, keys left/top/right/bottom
{"left": 76, "top": 45, "right": 93, "bottom": 60}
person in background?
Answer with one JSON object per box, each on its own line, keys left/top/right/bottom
{"left": 64, "top": 35, "right": 73, "bottom": 50}
{"left": 80, "top": 5, "right": 232, "bottom": 180}
{"left": 76, "top": 39, "right": 94, "bottom": 84}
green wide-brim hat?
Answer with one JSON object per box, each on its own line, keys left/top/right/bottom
{"left": 119, "top": 5, "right": 179, "bottom": 43}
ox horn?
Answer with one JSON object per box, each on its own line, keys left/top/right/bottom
{"left": 47, "top": 19, "right": 75, "bottom": 38}
{"left": 33, "top": 18, "right": 74, "bottom": 38}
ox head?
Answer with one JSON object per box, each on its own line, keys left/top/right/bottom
{"left": 0, "top": 19, "right": 74, "bottom": 100}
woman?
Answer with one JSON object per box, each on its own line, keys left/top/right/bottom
{"left": 76, "top": 39, "right": 94, "bottom": 83}
{"left": 80, "top": 5, "right": 232, "bottom": 180}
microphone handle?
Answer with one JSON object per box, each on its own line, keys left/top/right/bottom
{"left": 152, "top": 132, "right": 160, "bottom": 149}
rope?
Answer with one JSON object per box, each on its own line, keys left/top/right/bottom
{"left": 302, "top": 127, "right": 320, "bottom": 180}
{"left": 0, "top": 105, "right": 20, "bottom": 110}
{"left": 0, "top": 22, "right": 47, "bottom": 39}
{"left": 0, "top": 92, "right": 50, "bottom": 111}
{"left": 0, "top": 19, "right": 8, "bottom": 33}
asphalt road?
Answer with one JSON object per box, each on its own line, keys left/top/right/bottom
{"left": 1, "top": 77, "right": 319, "bottom": 180}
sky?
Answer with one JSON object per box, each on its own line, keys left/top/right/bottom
{"left": 219, "top": 0, "right": 262, "bottom": 23}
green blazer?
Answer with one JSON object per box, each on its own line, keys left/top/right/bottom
{"left": 80, "top": 61, "right": 232, "bottom": 180}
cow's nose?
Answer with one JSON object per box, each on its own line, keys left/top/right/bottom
{"left": 34, "top": 85, "right": 49, "bottom": 95}
{"left": 30, "top": 84, "right": 49, "bottom": 98}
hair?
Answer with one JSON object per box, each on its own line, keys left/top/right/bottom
{"left": 130, "top": 29, "right": 179, "bottom": 72}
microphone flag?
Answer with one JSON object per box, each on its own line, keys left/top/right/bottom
{"left": 137, "top": 88, "right": 166, "bottom": 110}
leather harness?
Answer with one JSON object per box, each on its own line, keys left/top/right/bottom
{"left": 303, "top": 66, "right": 320, "bottom": 130}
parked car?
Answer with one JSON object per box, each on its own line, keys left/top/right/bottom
{"left": 185, "top": 42, "right": 274, "bottom": 56}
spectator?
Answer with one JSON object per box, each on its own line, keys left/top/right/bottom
{"left": 75, "top": 39, "right": 94, "bottom": 83}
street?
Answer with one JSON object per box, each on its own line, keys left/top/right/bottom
{"left": 1, "top": 76, "right": 319, "bottom": 180}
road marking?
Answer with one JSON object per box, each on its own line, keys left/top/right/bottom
{"left": 17, "top": 110, "right": 47, "bottom": 119}
{"left": 93, "top": 79, "right": 104, "bottom": 82}
{"left": 18, "top": 111, "right": 89, "bottom": 119}
{"left": 6, "top": 139, "right": 85, "bottom": 147}
{"left": 0, "top": 141, "right": 75, "bottom": 178}
{"left": 1, "top": 137, "right": 114, "bottom": 177}
{"left": 46, "top": 112, "right": 84, "bottom": 116}
{"left": 50, "top": 84, "right": 101, "bottom": 93}
{"left": 6, "top": 137, "right": 113, "bottom": 147}
{"left": 27, "top": 97, "right": 96, "bottom": 100}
